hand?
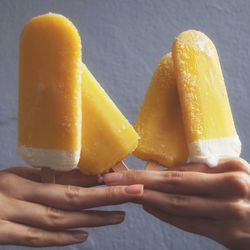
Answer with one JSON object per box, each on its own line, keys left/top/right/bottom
{"left": 0, "top": 167, "right": 143, "bottom": 247}
{"left": 104, "top": 159, "right": 250, "bottom": 250}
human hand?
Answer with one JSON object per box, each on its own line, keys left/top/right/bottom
{"left": 0, "top": 167, "right": 143, "bottom": 247}
{"left": 104, "top": 159, "right": 250, "bottom": 250}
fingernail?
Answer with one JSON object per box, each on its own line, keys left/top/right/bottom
{"left": 125, "top": 184, "right": 143, "bottom": 195}
{"left": 71, "top": 232, "right": 88, "bottom": 242}
{"left": 112, "top": 212, "right": 125, "bottom": 223}
{"left": 103, "top": 172, "right": 124, "bottom": 184}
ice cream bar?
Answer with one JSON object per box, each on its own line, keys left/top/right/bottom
{"left": 134, "top": 53, "right": 188, "bottom": 167}
{"left": 18, "top": 13, "right": 82, "bottom": 170}
{"left": 172, "top": 30, "right": 241, "bottom": 166}
{"left": 78, "top": 64, "right": 139, "bottom": 175}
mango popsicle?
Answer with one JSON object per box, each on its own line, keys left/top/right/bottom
{"left": 134, "top": 53, "right": 188, "bottom": 168}
{"left": 18, "top": 13, "right": 82, "bottom": 171}
{"left": 78, "top": 64, "right": 139, "bottom": 175}
{"left": 172, "top": 30, "right": 241, "bottom": 166}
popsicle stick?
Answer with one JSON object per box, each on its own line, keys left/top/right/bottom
{"left": 112, "top": 161, "right": 129, "bottom": 172}
{"left": 41, "top": 167, "right": 55, "bottom": 183}
{"left": 145, "top": 161, "right": 160, "bottom": 171}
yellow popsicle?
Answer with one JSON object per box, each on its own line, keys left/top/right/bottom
{"left": 134, "top": 53, "right": 188, "bottom": 167}
{"left": 18, "top": 13, "right": 82, "bottom": 170}
{"left": 78, "top": 64, "right": 139, "bottom": 175}
{"left": 172, "top": 30, "right": 241, "bottom": 166}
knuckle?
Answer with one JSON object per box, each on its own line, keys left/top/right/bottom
{"left": 225, "top": 230, "right": 250, "bottom": 250}
{"left": 24, "top": 227, "right": 42, "bottom": 246}
{"left": 0, "top": 219, "right": 11, "bottom": 233}
{"left": 105, "top": 187, "right": 119, "bottom": 202}
{"left": 168, "top": 194, "right": 188, "bottom": 210}
{"left": 127, "top": 170, "right": 140, "bottom": 182}
{"left": 162, "top": 171, "right": 184, "bottom": 186}
{"left": 228, "top": 201, "right": 247, "bottom": 220}
{"left": 226, "top": 173, "right": 249, "bottom": 198}
{"left": 45, "top": 207, "right": 64, "bottom": 228}
{"left": 0, "top": 172, "right": 15, "bottom": 188}
{"left": 224, "top": 160, "right": 250, "bottom": 173}
{"left": 64, "top": 185, "right": 81, "bottom": 206}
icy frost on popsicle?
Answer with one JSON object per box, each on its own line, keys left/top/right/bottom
{"left": 172, "top": 30, "right": 241, "bottom": 166}
{"left": 134, "top": 53, "right": 188, "bottom": 167}
{"left": 18, "top": 13, "right": 82, "bottom": 170}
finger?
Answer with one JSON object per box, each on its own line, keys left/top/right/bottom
{"left": 143, "top": 205, "right": 219, "bottom": 240}
{"left": 0, "top": 172, "right": 143, "bottom": 210}
{"left": 1, "top": 167, "right": 41, "bottom": 182}
{"left": 32, "top": 184, "right": 143, "bottom": 210}
{"left": 219, "top": 157, "right": 249, "bottom": 167}
{"left": 55, "top": 169, "right": 102, "bottom": 187}
{"left": 169, "top": 158, "right": 250, "bottom": 174}
{"left": 4, "top": 199, "right": 125, "bottom": 230}
{"left": 103, "top": 170, "right": 249, "bottom": 198}
{"left": 1, "top": 167, "right": 102, "bottom": 187}
{"left": 1, "top": 173, "right": 143, "bottom": 210}
{"left": 168, "top": 163, "right": 210, "bottom": 172}
{"left": 141, "top": 190, "right": 238, "bottom": 219}
{"left": 0, "top": 219, "right": 87, "bottom": 247}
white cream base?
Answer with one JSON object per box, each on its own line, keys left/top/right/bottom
{"left": 188, "top": 136, "right": 241, "bottom": 167}
{"left": 18, "top": 146, "right": 80, "bottom": 171}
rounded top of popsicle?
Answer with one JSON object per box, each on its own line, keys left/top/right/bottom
{"left": 152, "top": 52, "right": 175, "bottom": 87}
{"left": 20, "top": 13, "right": 82, "bottom": 56}
{"left": 173, "top": 30, "right": 217, "bottom": 58}
{"left": 159, "top": 52, "right": 172, "bottom": 66}
{"left": 158, "top": 52, "right": 172, "bottom": 69}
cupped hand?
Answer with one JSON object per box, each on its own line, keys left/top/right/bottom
{"left": 104, "top": 159, "right": 250, "bottom": 250}
{"left": 0, "top": 167, "right": 143, "bottom": 247}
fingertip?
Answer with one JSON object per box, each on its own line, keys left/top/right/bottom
{"left": 70, "top": 231, "right": 88, "bottom": 243}
{"left": 124, "top": 184, "right": 144, "bottom": 196}
{"left": 114, "top": 210, "right": 126, "bottom": 216}
{"left": 111, "top": 211, "right": 126, "bottom": 223}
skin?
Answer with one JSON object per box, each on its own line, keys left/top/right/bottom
{"left": 0, "top": 167, "right": 143, "bottom": 247}
{"left": 104, "top": 159, "right": 250, "bottom": 250}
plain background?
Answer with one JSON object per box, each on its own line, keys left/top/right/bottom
{"left": 0, "top": 0, "right": 249, "bottom": 249}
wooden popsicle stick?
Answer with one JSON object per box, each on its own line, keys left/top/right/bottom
{"left": 41, "top": 167, "right": 55, "bottom": 183}
{"left": 145, "top": 161, "right": 160, "bottom": 171}
{"left": 112, "top": 161, "right": 129, "bottom": 172}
